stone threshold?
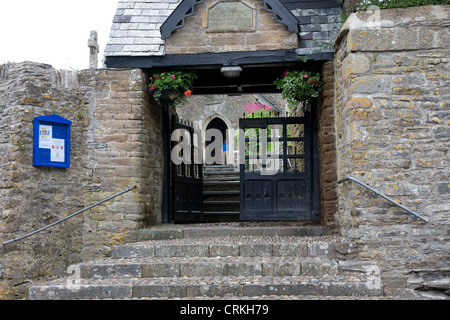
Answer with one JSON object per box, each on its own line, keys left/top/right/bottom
{"left": 125, "top": 222, "right": 331, "bottom": 243}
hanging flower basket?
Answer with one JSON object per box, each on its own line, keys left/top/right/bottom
{"left": 274, "top": 70, "right": 323, "bottom": 112}
{"left": 148, "top": 71, "right": 197, "bottom": 108}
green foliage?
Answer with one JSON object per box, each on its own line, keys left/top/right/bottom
{"left": 148, "top": 71, "right": 197, "bottom": 107}
{"left": 274, "top": 70, "right": 323, "bottom": 112}
{"left": 241, "top": 103, "right": 276, "bottom": 164}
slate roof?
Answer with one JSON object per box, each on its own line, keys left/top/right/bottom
{"left": 104, "top": 0, "right": 342, "bottom": 58}
{"left": 105, "top": 0, "right": 182, "bottom": 57}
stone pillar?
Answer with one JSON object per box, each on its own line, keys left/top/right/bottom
{"left": 79, "top": 68, "right": 164, "bottom": 260}
{"left": 334, "top": 6, "right": 450, "bottom": 287}
{"left": 317, "top": 60, "right": 338, "bottom": 229}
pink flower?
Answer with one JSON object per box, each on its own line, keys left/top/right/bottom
{"left": 172, "top": 75, "right": 176, "bottom": 79}
{"left": 304, "top": 74, "right": 308, "bottom": 79}
{"left": 283, "top": 70, "right": 290, "bottom": 76}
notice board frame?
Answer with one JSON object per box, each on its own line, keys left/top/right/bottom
{"left": 33, "top": 115, "right": 72, "bottom": 168}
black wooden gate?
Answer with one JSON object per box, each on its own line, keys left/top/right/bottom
{"left": 239, "top": 108, "right": 320, "bottom": 221}
{"left": 171, "top": 118, "right": 203, "bottom": 222}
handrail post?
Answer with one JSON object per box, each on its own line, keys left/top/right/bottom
{"left": 337, "top": 176, "right": 428, "bottom": 223}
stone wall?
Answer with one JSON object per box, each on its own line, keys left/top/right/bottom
{"left": 0, "top": 62, "right": 88, "bottom": 299}
{"left": 79, "top": 68, "right": 164, "bottom": 260}
{"left": 334, "top": 6, "right": 449, "bottom": 288}
{"left": 317, "top": 60, "right": 338, "bottom": 229}
{"left": 0, "top": 62, "right": 163, "bottom": 299}
{"left": 165, "top": 0, "right": 298, "bottom": 54}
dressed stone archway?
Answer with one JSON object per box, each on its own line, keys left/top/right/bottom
{"left": 103, "top": 0, "right": 342, "bottom": 225}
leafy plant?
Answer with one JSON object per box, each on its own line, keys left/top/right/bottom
{"left": 148, "top": 71, "right": 197, "bottom": 107}
{"left": 274, "top": 70, "right": 323, "bottom": 112}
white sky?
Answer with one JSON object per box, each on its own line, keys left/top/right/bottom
{"left": 0, "top": 0, "right": 119, "bottom": 70}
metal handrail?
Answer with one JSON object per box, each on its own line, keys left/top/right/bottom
{"left": 2, "top": 186, "right": 137, "bottom": 245}
{"left": 337, "top": 176, "right": 428, "bottom": 223}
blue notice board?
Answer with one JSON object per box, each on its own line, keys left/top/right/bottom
{"left": 33, "top": 115, "right": 72, "bottom": 168}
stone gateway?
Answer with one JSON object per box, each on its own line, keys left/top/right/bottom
{"left": 0, "top": 0, "right": 449, "bottom": 300}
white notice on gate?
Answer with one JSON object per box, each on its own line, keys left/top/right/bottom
{"left": 39, "top": 125, "right": 52, "bottom": 149}
{"left": 51, "top": 139, "right": 65, "bottom": 162}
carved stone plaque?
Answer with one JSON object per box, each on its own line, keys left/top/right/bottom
{"left": 207, "top": 1, "right": 255, "bottom": 32}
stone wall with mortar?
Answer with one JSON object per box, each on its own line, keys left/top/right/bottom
{"left": 165, "top": 0, "right": 298, "bottom": 54}
{"left": 0, "top": 62, "right": 88, "bottom": 299}
{"left": 105, "top": 0, "right": 343, "bottom": 58}
{"left": 317, "top": 60, "right": 338, "bottom": 230}
{"left": 0, "top": 62, "right": 163, "bottom": 299}
{"left": 79, "top": 68, "right": 163, "bottom": 261}
{"left": 334, "top": 6, "right": 449, "bottom": 289}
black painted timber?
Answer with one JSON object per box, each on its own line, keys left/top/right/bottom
{"left": 281, "top": 0, "right": 341, "bottom": 10}
{"left": 104, "top": 50, "right": 334, "bottom": 69}
{"left": 160, "top": 0, "right": 300, "bottom": 39}
{"left": 161, "top": 0, "right": 204, "bottom": 40}
{"left": 239, "top": 109, "right": 321, "bottom": 222}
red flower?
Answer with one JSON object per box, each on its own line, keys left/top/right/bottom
{"left": 184, "top": 90, "right": 192, "bottom": 97}
{"left": 283, "top": 70, "right": 290, "bottom": 76}
{"left": 304, "top": 74, "right": 308, "bottom": 79}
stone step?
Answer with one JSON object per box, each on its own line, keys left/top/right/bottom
{"left": 203, "top": 181, "right": 240, "bottom": 186}
{"left": 76, "top": 256, "right": 339, "bottom": 280}
{"left": 203, "top": 176, "right": 240, "bottom": 181}
{"left": 203, "top": 170, "right": 239, "bottom": 175}
{"left": 111, "top": 235, "right": 341, "bottom": 259}
{"left": 126, "top": 224, "right": 329, "bottom": 242}
{"left": 203, "top": 211, "right": 239, "bottom": 216}
{"left": 203, "top": 200, "right": 240, "bottom": 205}
{"left": 204, "top": 165, "right": 236, "bottom": 172}
{"left": 202, "top": 182, "right": 240, "bottom": 193}
{"left": 28, "top": 273, "right": 383, "bottom": 300}
{"left": 27, "top": 225, "right": 385, "bottom": 300}
{"left": 203, "top": 190, "right": 240, "bottom": 196}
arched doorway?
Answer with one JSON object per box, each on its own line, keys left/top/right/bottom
{"left": 205, "top": 117, "right": 229, "bottom": 165}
